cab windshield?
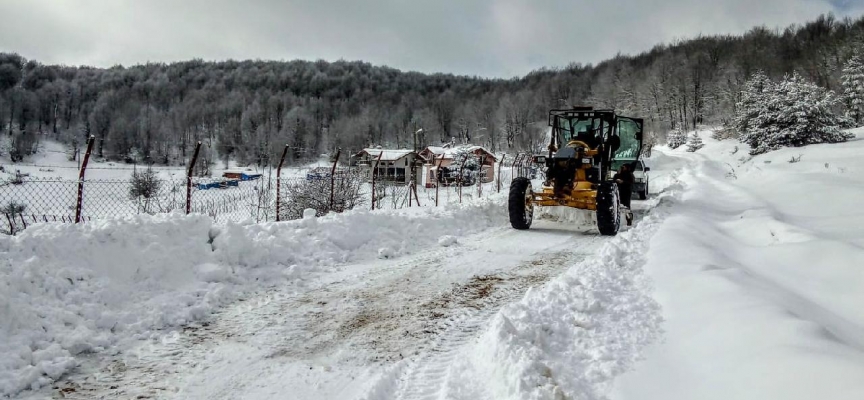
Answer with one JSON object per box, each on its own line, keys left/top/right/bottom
{"left": 555, "top": 116, "right": 608, "bottom": 148}
{"left": 614, "top": 117, "right": 642, "bottom": 159}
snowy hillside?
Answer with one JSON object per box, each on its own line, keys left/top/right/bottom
{"left": 3, "top": 128, "right": 864, "bottom": 400}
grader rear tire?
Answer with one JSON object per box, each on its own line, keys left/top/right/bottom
{"left": 509, "top": 177, "right": 534, "bottom": 230}
{"left": 596, "top": 181, "right": 621, "bottom": 236}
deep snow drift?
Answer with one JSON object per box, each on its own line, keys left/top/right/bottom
{"left": 614, "top": 128, "right": 864, "bottom": 400}
{"left": 0, "top": 197, "right": 507, "bottom": 396}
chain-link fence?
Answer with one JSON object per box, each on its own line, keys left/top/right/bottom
{"left": 0, "top": 176, "right": 278, "bottom": 234}
{"left": 0, "top": 164, "right": 517, "bottom": 235}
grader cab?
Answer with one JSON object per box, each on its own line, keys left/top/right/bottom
{"left": 508, "top": 107, "right": 644, "bottom": 235}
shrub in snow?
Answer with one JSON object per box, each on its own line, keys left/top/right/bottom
{"left": 1, "top": 200, "right": 26, "bottom": 216}
{"left": 842, "top": 54, "right": 864, "bottom": 125}
{"left": 735, "top": 72, "right": 853, "bottom": 155}
{"left": 129, "top": 165, "right": 164, "bottom": 214}
{"left": 666, "top": 129, "right": 686, "bottom": 149}
{"left": 280, "top": 170, "right": 365, "bottom": 220}
{"left": 377, "top": 247, "right": 394, "bottom": 259}
{"left": 686, "top": 133, "right": 704, "bottom": 152}
{"left": 1, "top": 201, "right": 26, "bottom": 234}
{"left": 711, "top": 127, "right": 738, "bottom": 140}
{"left": 438, "top": 235, "right": 458, "bottom": 247}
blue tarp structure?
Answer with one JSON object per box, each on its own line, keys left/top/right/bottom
{"left": 197, "top": 180, "right": 240, "bottom": 190}
{"left": 240, "top": 173, "right": 262, "bottom": 181}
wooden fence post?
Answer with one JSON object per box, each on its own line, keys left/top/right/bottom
{"left": 186, "top": 141, "right": 202, "bottom": 215}
{"left": 75, "top": 136, "right": 95, "bottom": 223}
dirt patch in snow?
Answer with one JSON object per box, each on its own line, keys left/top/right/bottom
{"left": 300, "top": 251, "right": 579, "bottom": 364}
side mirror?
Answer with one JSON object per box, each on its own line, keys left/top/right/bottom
{"left": 644, "top": 167, "right": 651, "bottom": 172}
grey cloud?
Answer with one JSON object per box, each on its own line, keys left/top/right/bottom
{"left": 0, "top": 0, "right": 860, "bottom": 77}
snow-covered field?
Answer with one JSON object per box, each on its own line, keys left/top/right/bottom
{"left": 0, "top": 140, "right": 511, "bottom": 225}
{"left": 3, "top": 128, "right": 863, "bottom": 400}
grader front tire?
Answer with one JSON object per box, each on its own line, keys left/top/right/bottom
{"left": 509, "top": 177, "right": 534, "bottom": 230}
{"left": 596, "top": 181, "right": 621, "bottom": 236}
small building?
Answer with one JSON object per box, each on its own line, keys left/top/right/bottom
{"left": 222, "top": 171, "right": 261, "bottom": 181}
{"left": 418, "top": 145, "right": 498, "bottom": 187}
{"left": 354, "top": 148, "right": 420, "bottom": 185}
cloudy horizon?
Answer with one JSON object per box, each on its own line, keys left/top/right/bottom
{"left": 1, "top": 0, "right": 863, "bottom": 78}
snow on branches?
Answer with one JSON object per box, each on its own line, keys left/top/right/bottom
{"left": 735, "top": 71, "right": 853, "bottom": 155}
{"left": 686, "top": 133, "right": 704, "bottom": 152}
{"left": 666, "top": 129, "right": 686, "bottom": 149}
{"left": 842, "top": 55, "right": 864, "bottom": 125}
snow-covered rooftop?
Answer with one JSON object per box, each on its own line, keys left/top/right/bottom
{"left": 421, "top": 145, "right": 497, "bottom": 161}
{"left": 359, "top": 148, "right": 415, "bottom": 161}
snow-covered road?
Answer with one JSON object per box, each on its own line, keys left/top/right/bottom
{"left": 11, "top": 128, "right": 863, "bottom": 400}
{"left": 24, "top": 219, "right": 608, "bottom": 400}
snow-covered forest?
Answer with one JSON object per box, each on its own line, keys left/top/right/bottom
{"left": 2, "top": 14, "right": 863, "bottom": 166}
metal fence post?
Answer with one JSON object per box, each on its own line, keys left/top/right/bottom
{"left": 5, "top": 213, "right": 14, "bottom": 235}
{"left": 513, "top": 154, "right": 522, "bottom": 183}
{"left": 371, "top": 151, "right": 383, "bottom": 210}
{"left": 186, "top": 141, "right": 202, "bottom": 215}
{"left": 412, "top": 182, "right": 421, "bottom": 207}
{"left": 477, "top": 154, "right": 485, "bottom": 199}
{"left": 275, "top": 144, "right": 288, "bottom": 222}
{"left": 497, "top": 154, "right": 505, "bottom": 193}
{"left": 329, "top": 149, "right": 341, "bottom": 211}
{"left": 435, "top": 155, "right": 444, "bottom": 207}
{"left": 75, "top": 136, "right": 95, "bottom": 223}
{"left": 458, "top": 154, "right": 468, "bottom": 204}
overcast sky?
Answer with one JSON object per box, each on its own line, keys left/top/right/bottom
{"left": 1, "top": 0, "right": 862, "bottom": 78}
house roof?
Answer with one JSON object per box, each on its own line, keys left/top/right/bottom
{"left": 420, "top": 145, "right": 498, "bottom": 162}
{"left": 358, "top": 148, "right": 416, "bottom": 162}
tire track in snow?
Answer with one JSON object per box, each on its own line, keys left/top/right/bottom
{"left": 34, "top": 223, "right": 603, "bottom": 400}
{"left": 362, "top": 239, "right": 602, "bottom": 400}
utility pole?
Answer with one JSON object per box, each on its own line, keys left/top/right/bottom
{"left": 414, "top": 128, "right": 423, "bottom": 152}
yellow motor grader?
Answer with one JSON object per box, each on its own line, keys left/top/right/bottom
{"left": 508, "top": 107, "right": 644, "bottom": 235}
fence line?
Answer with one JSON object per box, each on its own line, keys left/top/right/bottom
{"left": 0, "top": 163, "right": 522, "bottom": 235}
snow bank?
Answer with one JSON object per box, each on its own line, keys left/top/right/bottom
{"left": 614, "top": 128, "right": 864, "bottom": 400}
{"left": 0, "top": 196, "right": 508, "bottom": 397}
{"left": 212, "top": 194, "right": 506, "bottom": 272}
{"left": 436, "top": 185, "right": 684, "bottom": 399}
{"left": 0, "top": 213, "right": 218, "bottom": 396}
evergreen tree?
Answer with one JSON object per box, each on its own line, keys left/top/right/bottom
{"left": 686, "top": 133, "right": 704, "bottom": 152}
{"left": 841, "top": 55, "right": 864, "bottom": 125}
{"left": 738, "top": 72, "right": 852, "bottom": 155}
{"left": 733, "top": 71, "right": 773, "bottom": 137}
{"left": 444, "top": 146, "right": 481, "bottom": 184}
{"left": 666, "top": 129, "right": 686, "bottom": 149}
